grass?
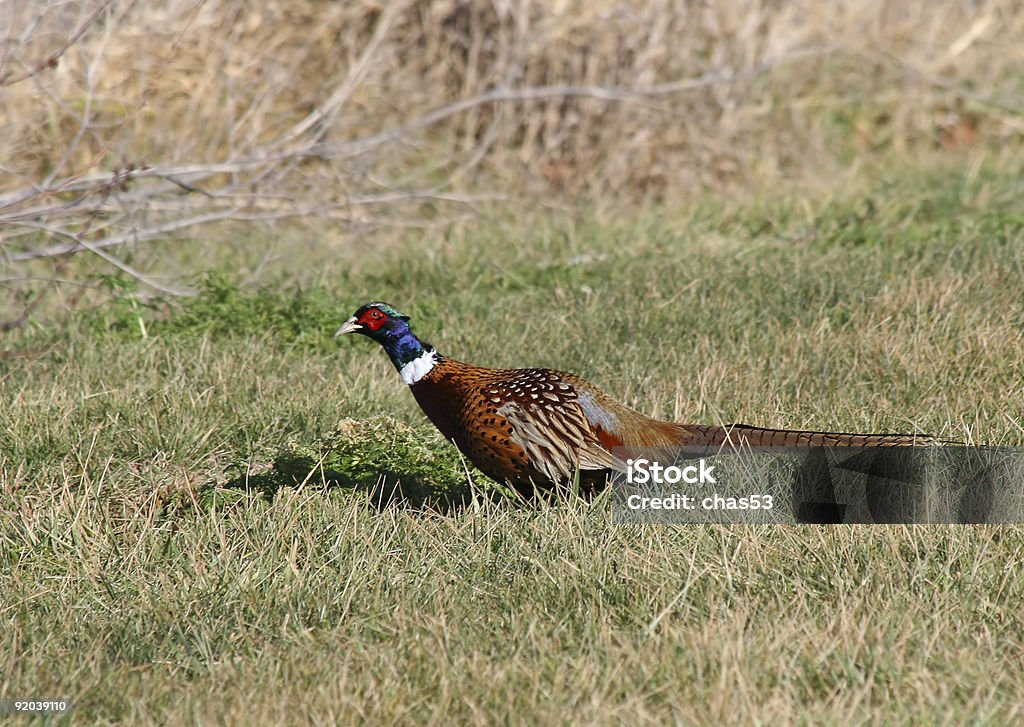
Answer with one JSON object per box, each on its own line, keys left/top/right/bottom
{"left": 2, "top": 164, "right": 1024, "bottom": 723}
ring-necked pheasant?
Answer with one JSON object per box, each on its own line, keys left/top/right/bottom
{"left": 336, "top": 302, "right": 930, "bottom": 497}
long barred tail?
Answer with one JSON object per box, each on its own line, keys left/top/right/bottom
{"left": 677, "top": 423, "right": 933, "bottom": 448}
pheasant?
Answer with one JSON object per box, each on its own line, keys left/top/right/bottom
{"left": 336, "top": 302, "right": 929, "bottom": 497}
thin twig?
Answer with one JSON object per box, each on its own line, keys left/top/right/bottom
{"left": 13, "top": 222, "right": 194, "bottom": 296}
{"left": 0, "top": 1, "right": 115, "bottom": 87}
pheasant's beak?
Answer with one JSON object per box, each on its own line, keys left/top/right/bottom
{"left": 334, "top": 317, "right": 362, "bottom": 337}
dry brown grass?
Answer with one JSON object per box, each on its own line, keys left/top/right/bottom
{"left": 3, "top": 0, "right": 1023, "bottom": 203}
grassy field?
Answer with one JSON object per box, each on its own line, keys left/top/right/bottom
{"left": 2, "top": 163, "right": 1024, "bottom": 723}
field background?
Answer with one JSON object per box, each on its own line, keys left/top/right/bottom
{"left": 3, "top": 1, "right": 1024, "bottom": 724}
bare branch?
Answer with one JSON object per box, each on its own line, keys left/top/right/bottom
{"left": 8, "top": 191, "right": 507, "bottom": 261}
{"left": 323, "top": 46, "right": 840, "bottom": 160}
{"left": 0, "top": 1, "right": 115, "bottom": 87}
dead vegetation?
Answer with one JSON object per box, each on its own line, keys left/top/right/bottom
{"left": 0, "top": 0, "right": 1022, "bottom": 295}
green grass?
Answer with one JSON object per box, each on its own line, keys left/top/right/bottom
{"left": 2, "top": 163, "right": 1024, "bottom": 724}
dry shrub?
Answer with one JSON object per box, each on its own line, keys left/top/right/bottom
{"left": 0, "top": 0, "right": 1022, "bottom": 248}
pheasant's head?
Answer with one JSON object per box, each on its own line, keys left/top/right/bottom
{"left": 335, "top": 302, "right": 437, "bottom": 383}
{"left": 335, "top": 301, "right": 410, "bottom": 342}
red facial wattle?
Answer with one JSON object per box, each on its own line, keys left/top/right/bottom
{"left": 359, "top": 308, "right": 388, "bottom": 332}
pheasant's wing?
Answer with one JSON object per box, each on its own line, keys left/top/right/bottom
{"left": 495, "top": 400, "right": 621, "bottom": 485}
{"left": 490, "top": 371, "right": 622, "bottom": 485}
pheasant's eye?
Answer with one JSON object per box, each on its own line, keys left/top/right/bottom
{"left": 371, "top": 310, "right": 383, "bottom": 319}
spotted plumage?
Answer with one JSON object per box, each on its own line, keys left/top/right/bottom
{"left": 336, "top": 302, "right": 930, "bottom": 497}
